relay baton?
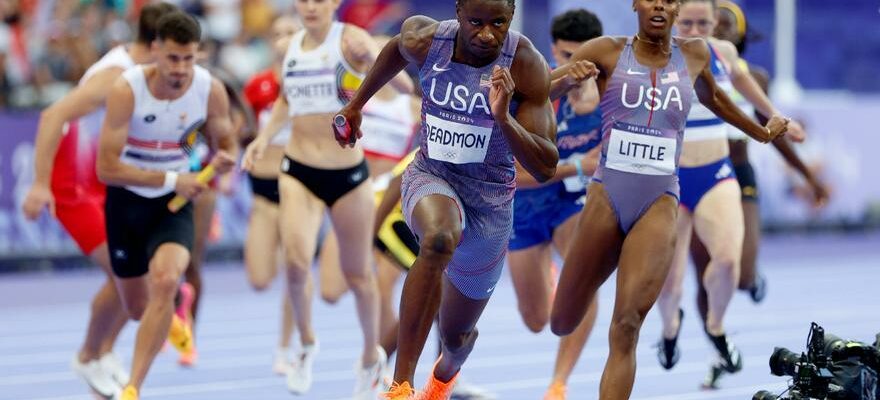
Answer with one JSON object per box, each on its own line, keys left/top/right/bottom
{"left": 333, "top": 114, "right": 357, "bottom": 145}
{"left": 167, "top": 164, "right": 216, "bottom": 212}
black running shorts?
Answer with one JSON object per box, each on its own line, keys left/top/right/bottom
{"left": 105, "top": 186, "right": 194, "bottom": 278}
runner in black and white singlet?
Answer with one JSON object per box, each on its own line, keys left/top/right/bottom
{"left": 314, "top": 36, "right": 422, "bottom": 308}
{"left": 310, "top": 31, "right": 420, "bottom": 301}
{"left": 240, "top": 1, "right": 413, "bottom": 397}
{"left": 20, "top": 3, "right": 179, "bottom": 397}
{"left": 547, "top": 0, "right": 789, "bottom": 397}
{"left": 335, "top": 0, "right": 560, "bottom": 397}
{"left": 95, "top": 12, "right": 236, "bottom": 400}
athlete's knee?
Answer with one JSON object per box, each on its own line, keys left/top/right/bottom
{"left": 245, "top": 261, "right": 276, "bottom": 291}
{"left": 285, "top": 264, "right": 311, "bottom": 287}
{"left": 608, "top": 311, "right": 645, "bottom": 352}
{"left": 713, "top": 252, "right": 738, "bottom": 270}
{"left": 320, "top": 286, "right": 346, "bottom": 304}
{"left": 249, "top": 275, "right": 272, "bottom": 292}
{"left": 147, "top": 266, "right": 181, "bottom": 301}
{"left": 707, "top": 253, "right": 739, "bottom": 282}
{"left": 341, "top": 265, "right": 374, "bottom": 294}
{"left": 319, "top": 291, "right": 342, "bottom": 304}
{"left": 550, "top": 306, "right": 578, "bottom": 336}
{"left": 122, "top": 297, "right": 147, "bottom": 321}
{"left": 440, "top": 327, "right": 478, "bottom": 356}
{"left": 519, "top": 304, "right": 549, "bottom": 333}
{"left": 282, "top": 249, "right": 313, "bottom": 275}
{"left": 419, "top": 228, "right": 459, "bottom": 261}
{"left": 126, "top": 305, "right": 146, "bottom": 321}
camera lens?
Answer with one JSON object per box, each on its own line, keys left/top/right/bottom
{"left": 769, "top": 347, "right": 802, "bottom": 377}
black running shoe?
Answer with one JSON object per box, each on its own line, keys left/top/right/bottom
{"left": 708, "top": 333, "right": 743, "bottom": 373}
{"left": 657, "top": 309, "right": 684, "bottom": 370}
{"left": 700, "top": 362, "right": 725, "bottom": 390}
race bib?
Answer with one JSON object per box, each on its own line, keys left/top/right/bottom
{"left": 424, "top": 113, "right": 492, "bottom": 164}
{"left": 359, "top": 112, "right": 412, "bottom": 158}
{"left": 284, "top": 69, "right": 339, "bottom": 115}
{"left": 605, "top": 123, "right": 676, "bottom": 176}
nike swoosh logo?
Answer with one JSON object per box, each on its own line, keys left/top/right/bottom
{"left": 432, "top": 63, "right": 451, "bottom": 73}
{"left": 626, "top": 68, "right": 647, "bottom": 75}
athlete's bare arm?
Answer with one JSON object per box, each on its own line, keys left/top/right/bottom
{"left": 549, "top": 60, "right": 600, "bottom": 114}
{"left": 712, "top": 38, "right": 805, "bottom": 141}
{"left": 343, "top": 24, "right": 414, "bottom": 94}
{"left": 513, "top": 146, "right": 599, "bottom": 188}
{"left": 96, "top": 78, "right": 206, "bottom": 198}
{"left": 683, "top": 38, "right": 787, "bottom": 144}
{"left": 398, "top": 16, "right": 439, "bottom": 67}
{"left": 498, "top": 38, "right": 559, "bottom": 182}
{"left": 748, "top": 66, "right": 829, "bottom": 205}
{"left": 23, "top": 67, "right": 123, "bottom": 219}
{"left": 550, "top": 36, "right": 623, "bottom": 96}
{"left": 241, "top": 92, "right": 289, "bottom": 171}
{"left": 32, "top": 68, "right": 123, "bottom": 185}
{"left": 336, "top": 16, "right": 438, "bottom": 147}
{"left": 568, "top": 77, "right": 600, "bottom": 115}
{"left": 204, "top": 78, "right": 237, "bottom": 173}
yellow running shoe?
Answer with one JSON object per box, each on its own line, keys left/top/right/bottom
{"left": 543, "top": 382, "right": 567, "bottom": 400}
{"left": 168, "top": 314, "right": 193, "bottom": 354}
{"left": 119, "top": 385, "right": 138, "bottom": 400}
{"left": 383, "top": 381, "right": 416, "bottom": 400}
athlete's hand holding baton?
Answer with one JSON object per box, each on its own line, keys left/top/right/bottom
{"left": 332, "top": 109, "right": 363, "bottom": 148}
{"left": 167, "top": 151, "right": 236, "bottom": 212}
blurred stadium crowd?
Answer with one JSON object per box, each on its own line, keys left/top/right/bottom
{"left": 0, "top": 0, "right": 409, "bottom": 108}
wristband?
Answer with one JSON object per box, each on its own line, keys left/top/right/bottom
{"left": 164, "top": 171, "right": 179, "bottom": 191}
{"left": 575, "top": 160, "right": 587, "bottom": 183}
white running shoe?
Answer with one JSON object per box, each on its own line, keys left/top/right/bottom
{"left": 287, "top": 342, "right": 319, "bottom": 395}
{"left": 98, "top": 352, "right": 129, "bottom": 388}
{"left": 381, "top": 354, "right": 393, "bottom": 391}
{"left": 273, "top": 347, "right": 291, "bottom": 376}
{"left": 451, "top": 378, "right": 497, "bottom": 400}
{"left": 71, "top": 356, "right": 119, "bottom": 399}
{"left": 353, "top": 346, "right": 388, "bottom": 400}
